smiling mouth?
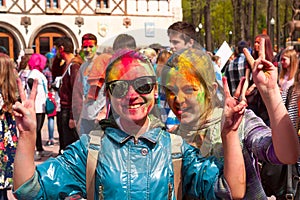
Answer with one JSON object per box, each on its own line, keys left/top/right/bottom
{"left": 127, "top": 103, "right": 143, "bottom": 109}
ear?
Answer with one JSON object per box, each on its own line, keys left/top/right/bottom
{"left": 187, "top": 39, "right": 194, "bottom": 48}
{"left": 59, "top": 46, "right": 64, "bottom": 53}
{"left": 154, "top": 84, "right": 159, "bottom": 96}
{"left": 212, "top": 82, "right": 218, "bottom": 94}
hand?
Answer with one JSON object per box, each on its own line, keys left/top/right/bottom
{"left": 243, "top": 38, "right": 278, "bottom": 94}
{"left": 221, "top": 77, "right": 247, "bottom": 134}
{"left": 13, "top": 78, "right": 37, "bottom": 136}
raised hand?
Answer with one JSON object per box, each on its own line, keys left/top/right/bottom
{"left": 243, "top": 38, "right": 278, "bottom": 93}
{"left": 13, "top": 78, "right": 37, "bottom": 135}
{"left": 221, "top": 76, "right": 247, "bottom": 134}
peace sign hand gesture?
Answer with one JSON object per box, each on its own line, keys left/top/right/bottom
{"left": 13, "top": 78, "right": 37, "bottom": 137}
{"left": 12, "top": 78, "right": 38, "bottom": 190}
{"left": 243, "top": 38, "right": 278, "bottom": 94}
{"left": 221, "top": 76, "right": 247, "bottom": 135}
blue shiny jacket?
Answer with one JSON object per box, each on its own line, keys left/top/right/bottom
{"left": 13, "top": 116, "right": 231, "bottom": 199}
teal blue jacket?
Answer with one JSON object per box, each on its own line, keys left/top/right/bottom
{"left": 13, "top": 116, "right": 231, "bottom": 199}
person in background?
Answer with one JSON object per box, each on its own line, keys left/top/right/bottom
{"left": 167, "top": 21, "right": 199, "bottom": 52}
{"left": 225, "top": 40, "right": 248, "bottom": 95}
{"left": 18, "top": 55, "right": 31, "bottom": 95}
{"left": 42, "top": 57, "right": 56, "bottom": 146}
{"left": 53, "top": 36, "right": 83, "bottom": 153}
{"left": 0, "top": 53, "right": 18, "bottom": 200}
{"left": 0, "top": 47, "right": 8, "bottom": 56}
{"left": 27, "top": 53, "right": 49, "bottom": 160}
{"left": 72, "top": 33, "right": 107, "bottom": 135}
{"left": 243, "top": 34, "right": 274, "bottom": 126}
{"left": 139, "top": 47, "right": 157, "bottom": 66}
{"left": 279, "top": 48, "right": 298, "bottom": 92}
{"left": 161, "top": 45, "right": 299, "bottom": 199}
{"left": 12, "top": 49, "right": 246, "bottom": 199}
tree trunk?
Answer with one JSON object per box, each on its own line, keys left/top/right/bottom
{"left": 244, "top": 0, "right": 252, "bottom": 41}
{"left": 283, "top": 0, "right": 289, "bottom": 46}
{"left": 276, "top": 0, "right": 280, "bottom": 51}
{"left": 232, "top": 0, "right": 243, "bottom": 44}
{"left": 204, "top": 0, "right": 212, "bottom": 51}
{"left": 252, "top": 0, "right": 257, "bottom": 43}
{"left": 267, "top": 0, "right": 274, "bottom": 36}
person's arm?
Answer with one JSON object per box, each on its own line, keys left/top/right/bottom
{"left": 243, "top": 38, "right": 300, "bottom": 164}
{"left": 220, "top": 77, "right": 246, "bottom": 199}
{"left": 69, "top": 62, "right": 81, "bottom": 128}
{"left": 13, "top": 78, "right": 38, "bottom": 190}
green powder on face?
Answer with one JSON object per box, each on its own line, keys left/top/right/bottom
{"left": 197, "top": 91, "right": 205, "bottom": 104}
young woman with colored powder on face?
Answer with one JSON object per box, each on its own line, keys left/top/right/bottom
{"left": 12, "top": 49, "right": 247, "bottom": 199}
{"left": 161, "top": 47, "right": 300, "bottom": 199}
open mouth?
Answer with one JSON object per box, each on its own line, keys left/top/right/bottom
{"left": 127, "top": 103, "right": 143, "bottom": 109}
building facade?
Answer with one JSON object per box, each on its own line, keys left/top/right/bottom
{"left": 0, "top": 0, "right": 182, "bottom": 60}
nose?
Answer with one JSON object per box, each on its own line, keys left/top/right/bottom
{"left": 125, "top": 85, "right": 139, "bottom": 98}
{"left": 174, "top": 91, "right": 185, "bottom": 104}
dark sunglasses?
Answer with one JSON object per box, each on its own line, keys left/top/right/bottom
{"left": 106, "top": 76, "right": 156, "bottom": 98}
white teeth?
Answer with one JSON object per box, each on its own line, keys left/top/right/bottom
{"left": 128, "top": 104, "right": 141, "bottom": 109}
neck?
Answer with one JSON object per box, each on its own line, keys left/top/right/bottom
{"left": 120, "top": 117, "right": 150, "bottom": 138}
{"left": 64, "top": 53, "right": 75, "bottom": 64}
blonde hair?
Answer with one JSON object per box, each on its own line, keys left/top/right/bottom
{"left": 280, "top": 48, "right": 298, "bottom": 81}
{"left": 0, "top": 53, "right": 18, "bottom": 113}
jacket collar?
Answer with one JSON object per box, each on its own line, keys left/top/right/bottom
{"left": 100, "top": 114, "right": 165, "bottom": 144}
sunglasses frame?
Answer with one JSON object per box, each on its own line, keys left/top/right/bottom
{"left": 106, "top": 76, "right": 156, "bottom": 98}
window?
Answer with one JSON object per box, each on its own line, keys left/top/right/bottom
{"left": 96, "top": 0, "right": 111, "bottom": 13}
{"left": 46, "top": 0, "right": 59, "bottom": 8}
{"left": 97, "top": 0, "right": 109, "bottom": 8}
{"left": 46, "top": 0, "right": 62, "bottom": 14}
{"left": 0, "top": 0, "right": 6, "bottom": 7}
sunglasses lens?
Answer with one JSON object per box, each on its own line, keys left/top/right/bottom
{"left": 108, "top": 76, "right": 155, "bottom": 98}
{"left": 109, "top": 81, "right": 128, "bottom": 98}
{"left": 134, "top": 77, "right": 154, "bottom": 94}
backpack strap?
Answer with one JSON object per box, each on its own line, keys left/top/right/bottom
{"left": 86, "top": 129, "right": 104, "bottom": 200}
{"left": 170, "top": 134, "right": 183, "bottom": 200}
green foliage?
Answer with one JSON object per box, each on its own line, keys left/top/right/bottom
{"left": 210, "top": 0, "right": 233, "bottom": 48}
{"left": 182, "top": 0, "right": 295, "bottom": 49}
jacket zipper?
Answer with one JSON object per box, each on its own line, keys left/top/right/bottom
{"left": 98, "top": 185, "right": 104, "bottom": 200}
{"left": 168, "top": 183, "right": 172, "bottom": 200}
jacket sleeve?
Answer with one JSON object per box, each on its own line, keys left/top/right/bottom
{"left": 243, "top": 109, "right": 282, "bottom": 164}
{"left": 72, "top": 67, "right": 84, "bottom": 122}
{"left": 69, "top": 62, "right": 81, "bottom": 120}
{"left": 13, "top": 135, "right": 90, "bottom": 199}
{"left": 181, "top": 141, "right": 231, "bottom": 199}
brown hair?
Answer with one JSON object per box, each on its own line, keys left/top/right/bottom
{"left": 253, "top": 34, "right": 274, "bottom": 62}
{"left": 0, "top": 53, "right": 18, "bottom": 112}
{"left": 19, "top": 55, "right": 31, "bottom": 71}
{"left": 167, "top": 21, "right": 197, "bottom": 43}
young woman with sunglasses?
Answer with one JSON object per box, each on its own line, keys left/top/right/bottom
{"left": 161, "top": 46, "right": 299, "bottom": 199}
{"left": 12, "top": 49, "right": 246, "bottom": 199}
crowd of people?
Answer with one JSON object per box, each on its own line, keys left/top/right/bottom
{"left": 0, "top": 20, "right": 298, "bottom": 200}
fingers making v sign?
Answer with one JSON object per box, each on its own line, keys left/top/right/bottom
{"left": 13, "top": 78, "right": 38, "bottom": 136}
{"left": 243, "top": 38, "right": 278, "bottom": 94}
{"left": 221, "top": 76, "right": 247, "bottom": 134}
